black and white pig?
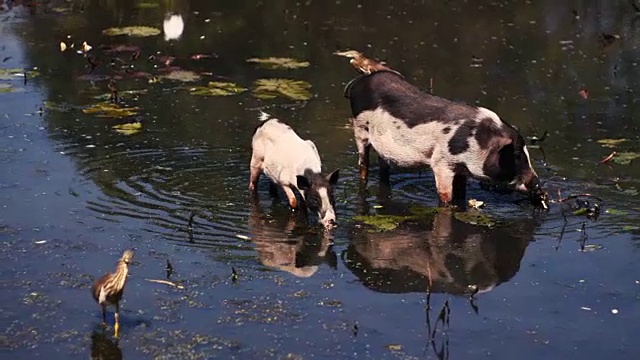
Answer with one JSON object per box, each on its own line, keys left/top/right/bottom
{"left": 249, "top": 112, "right": 340, "bottom": 229}
{"left": 345, "top": 70, "right": 545, "bottom": 206}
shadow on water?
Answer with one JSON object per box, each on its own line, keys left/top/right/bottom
{"left": 90, "top": 329, "right": 122, "bottom": 360}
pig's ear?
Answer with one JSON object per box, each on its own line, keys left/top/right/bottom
{"left": 296, "top": 176, "right": 311, "bottom": 190}
{"left": 326, "top": 169, "right": 340, "bottom": 186}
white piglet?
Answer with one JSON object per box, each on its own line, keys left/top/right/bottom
{"left": 249, "top": 112, "right": 340, "bottom": 229}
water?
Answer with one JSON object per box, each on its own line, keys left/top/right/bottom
{"left": 1, "top": 0, "right": 640, "bottom": 359}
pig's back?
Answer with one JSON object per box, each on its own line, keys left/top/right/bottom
{"left": 253, "top": 119, "right": 322, "bottom": 185}
{"left": 347, "top": 71, "right": 480, "bottom": 128}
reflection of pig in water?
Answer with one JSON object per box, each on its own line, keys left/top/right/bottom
{"left": 344, "top": 208, "right": 540, "bottom": 295}
{"left": 248, "top": 201, "right": 336, "bottom": 278}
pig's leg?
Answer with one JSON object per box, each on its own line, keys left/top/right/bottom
{"left": 248, "top": 153, "right": 263, "bottom": 192}
{"left": 282, "top": 185, "right": 298, "bottom": 209}
{"left": 378, "top": 156, "right": 391, "bottom": 186}
{"left": 432, "top": 166, "right": 455, "bottom": 205}
{"left": 353, "top": 119, "right": 371, "bottom": 181}
{"left": 452, "top": 174, "right": 467, "bottom": 203}
{"left": 268, "top": 182, "right": 279, "bottom": 198}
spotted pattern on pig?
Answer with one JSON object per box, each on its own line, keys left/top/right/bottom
{"left": 345, "top": 70, "right": 540, "bottom": 204}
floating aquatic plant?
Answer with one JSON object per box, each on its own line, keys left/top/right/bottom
{"left": 102, "top": 26, "right": 161, "bottom": 37}
{"left": 251, "top": 78, "right": 313, "bottom": 101}
{"left": 246, "top": 57, "right": 310, "bottom": 70}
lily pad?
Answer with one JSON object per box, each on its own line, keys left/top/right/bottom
{"left": 92, "top": 89, "right": 148, "bottom": 101}
{"left": 0, "top": 68, "right": 40, "bottom": 81}
{"left": 353, "top": 214, "right": 415, "bottom": 232}
{"left": 159, "top": 70, "right": 201, "bottom": 82}
{"left": 597, "top": 138, "right": 629, "bottom": 148}
{"left": 611, "top": 151, "right": 640, "bottom": 165}
{"left": 252, "top": 78, "right": 313, "bottom": 101}
{"left": 43, "top": 101, "right": 73, "bottom": 111}
{"left": 102, "top": 26, "right": 161, "bottom": 37}
{"left": 453, "top": 210, "right": 497, "bottom": 228}
{"left": 246, "top": 57, "right": 310, "bottom": 70}
{"left": 82, "top": 102, "right": 140, "bottom": 118}
{"left": 0, "top": 83, "right": 15, "bottom": 93}
{"left": 606, "top": 208, "right": 627, "bottom": 216}
{"left": 135, "top": 2, "right": 159, "bottom": 8}
{"left": 112, "top": 122, "right": 143, "bottom": 135}
{"left": 189, "top": 81, "right": 247, "bottom": 96}
{"left": 622, "top": 225, "right": 640, "bottom": 232}
{"left": 407, "top": 204, "right": 440, "bottom": 217}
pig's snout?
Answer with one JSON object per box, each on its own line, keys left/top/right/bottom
{"left": 321, "top": 214, "right": 337, "bottom": 230}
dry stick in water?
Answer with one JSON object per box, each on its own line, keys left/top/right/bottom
{"left": 558, "top": 194, "right": 605, "bottom": 204}
{"left": 145, "top": 278, "right": 185, "bottom": 290}
{"left": 600, "top": 151, "right": 616, "bottom": 164}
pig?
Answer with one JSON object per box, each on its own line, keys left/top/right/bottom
{"left": 345, "top": 70, "right": 545, "bottom": 206}
{"left": 249, "top": 112, "right": 340, "bottom": 229}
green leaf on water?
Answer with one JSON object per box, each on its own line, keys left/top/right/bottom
{"left": 82, "top": 102, "right": 140, "bottom": 118}
{"left": 93, "top": 89, "right": 148, "bottom": 101}
{"left": 189, "top": 81, "right": 247, "bottom": 96}
{"left": 597, "top": 138, "right": 629, "bottom": 148}
{"left": 43, "top": 101, "right": 73, "bottom": 111}
{"left": 622, "top": 225, "right": 640, "bottom": 232}
{"left": 246, "top": 57, "right": 310, "bottom": 70}
{"left": 573, "top": 208, "right": 589, "bottom": 216}
{"left": 353, "top": 214, "right": 415, "bottom": 232}
{"left": 408, "top": 204, "right": 440, "bottom": 217}
{"left": 135, "top": 1, "right": 159, "bottom": 8}
{"left": 112, "top": 122, "right": 143, "bottom": 135}
{"left": 606, "top": 208, "right": 627, "bottom": 215}
{"left": 160, "top": 70, "right": 201, "bottom": 82}
{"left": 0, "top": 68, "right": 40, "bottom": 81}
{"left": 102, "top": 26, "right": 161, "bottom": 37}
{"left": 453, "top": 210, "right": 497, "bottom": 228}
{"left": 0, "top": 83, "right": 14, "bottom": 93}
{"left": 611, "top": 151, "right": 640, "bottom": 165}
{"left": 252, "top": 78, "right": 313, "bottom": 101}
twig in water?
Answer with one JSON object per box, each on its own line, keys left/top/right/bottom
{"left": 558, "top": 194, "right": 605, "bottom": 204}
{"left": 145, "top": 278, "right": 185, "bottom": 290}
{"left": 555, "top": 221, "right": 568, "bottom": 250}
{"left": 166, "top": 259, "right": 173, "bottom": 279}
{"left": 600, "top": 151, "right": 616, "bottom": 164}
{"left": 187, "top": 212, "right": 196, "bottom": 243}
{"left": 579, "top": 222, "right": 588, "bottom": 251}
{"left": 231, "top": 266, "right": 239, "bottom": 283}
{"left": 530, "top": 130, "right": 549, "bottom": 145}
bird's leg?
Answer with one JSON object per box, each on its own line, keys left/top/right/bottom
{"left": 101, "top": 305, "right": 107, "bottom": 328}
{"left": 113, "top": 302, "right": 120, "bottom": 338}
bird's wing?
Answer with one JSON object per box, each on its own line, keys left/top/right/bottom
{"left": 98, "top": 284, "right": 107, "bottom": 304}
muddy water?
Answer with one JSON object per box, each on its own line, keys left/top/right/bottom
{"left": 1, "top": 0, "right": 640, "bottom": 359}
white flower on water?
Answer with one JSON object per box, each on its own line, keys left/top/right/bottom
{"left": 163, "top": 14, "right": 184, "bottom": 41}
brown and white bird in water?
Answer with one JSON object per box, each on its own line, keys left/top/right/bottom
{"left": 333, "top": 50, "right": 402, "bottom": 76}
{"left": 91, "top": 249, "right": 134, "bottom": 338}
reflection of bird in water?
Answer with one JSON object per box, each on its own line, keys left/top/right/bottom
{"left": 248, "top": 201, "right": 336, "bottom": 277}
{"left": 91, "top": 250, "right": 134, "bottom": 338}
{"left": 90, "top": 329, "right": 122, "bottom": 360}
{"left": 334, "top": 50, "right": 402, "bottom": 76}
